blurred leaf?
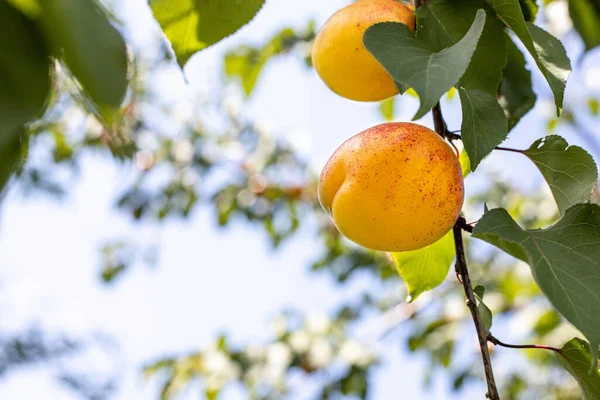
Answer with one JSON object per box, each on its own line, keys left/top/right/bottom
{"left": 459, "top": 88, "right": 508, "bottom": 170}
{"left": 5, "top": 0, "right": 39, "bottom": 17}
{"left": 364, "top": 9, "right": 486, "bottom": 119}
{"left": 392, "top": 230, "right": 455, "bottom": 302}
{"left": 151, "top": 0, "right": 266, "bottom": 67}
{"left": 569, "top": 0, "right": 600, "bottom": 52}
{"left": 416, "top": 0, "right": 507, "bottom": 95}
{"left": 524, "top": 135, "right": 598, "bottom": 216}
{"left": 379, "top": 98, "right": 395, "bottom": 121}
{"left": 489, "top": 0, "right": 571, "bottom": 113}
{"left": 473, "top": 204, "right": 600, "bottom": 366}
{"left": 40, "top": 0, "right": 128, "bottom": 110}
{"left": 588, "top": 98, "right": 600, "bottom": 116}
{"left": 557, "top": 338, "right": 600, "bottom": 399}
{"left": 533, "top": 310, "right": 562, "bottom": 337}
{"left": 0, "top": 0, "right": 51, "bottom": 191}
{"left": 473, "top": 285, "right": 493, "bottom": 330}
{"left": 499, "top": 35, "right": 536, "bottom": 131}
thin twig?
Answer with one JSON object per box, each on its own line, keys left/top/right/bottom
{"left": 488, "top": 334, "right": 562, "bottom": 354}
{"left": 495, "top": 146, "right": 525, "bottom": 154}
{"left": 431, "top": 101, "right": 500, "bottom": 399}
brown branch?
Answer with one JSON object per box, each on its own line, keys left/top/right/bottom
{"left": 431, "top": 102, "right": 500, "bottom": 399}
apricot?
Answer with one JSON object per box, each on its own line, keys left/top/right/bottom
{"left": 319, "top": 122, "right": 464, "bottom": 252}
{"left": 312, "top": 0, "right": 415, "bottom": 102}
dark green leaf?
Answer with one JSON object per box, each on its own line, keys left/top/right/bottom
{"left": 416, "top": 0, "right": 507, "bottom": 95}
{"left": 458, "top": 89, "right": 508, "bottom": 170}
{"left": 151, "top": 0, "right": 266, "bottom": 67}
{"left": 524, "top": 135, "right": 598, "bottom": 216}
{"left": 40, "top": 0, "right": 128, "bottom": 109}
{"left": 473, "top": 285, "right": 493, "bottom": 330}
{"left": 499, "top": 35, "right": 536, "bottom": 130}
{"left": 489, "top": 0, "right": 571, "bottom": 113}
{"left": 519, "top": 0, "right": 539, "bottom": 22}
{"left": 473, "top": 204, "right": 600, "bottom": 365}
{"left": 0, "top": 0, "right": 51, "bottom": 191}
{"left": 364, "top": 9, "right": 486, "bottom": 120}
{"left": 569, "top": 0, "right": 600, "bottom": 52}
{"left": 379, "top": 98, "right": 395, "bottom": 121}
{"left": 557, "top": 338, "right": 600, "bottom": 399}
{"left": 392, "top": 230, "right": 455, "bottom": 302}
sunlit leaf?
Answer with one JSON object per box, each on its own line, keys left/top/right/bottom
{"left": 151, "top": 0, "right": 266, "bottom": 67}
{"left": 392, "top": 230, "right": 455, "bottom": 302}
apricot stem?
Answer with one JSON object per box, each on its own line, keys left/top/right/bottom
{"left": 432, "top": 99, "right": 501, "bottom": 399}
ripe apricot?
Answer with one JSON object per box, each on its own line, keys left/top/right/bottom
{"left": 312, "top": 0, "right": 415, "bottom": 102}
{"left": 319, "top": 122, "right": 464, "bottom": 252}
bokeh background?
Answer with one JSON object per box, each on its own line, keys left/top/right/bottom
{"left": 0, "top": 0, "right": 599, "bottom": 399}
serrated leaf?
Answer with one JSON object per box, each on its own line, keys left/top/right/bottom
{"left": 416, "top": 0, "right": 507, "bottom": 95}
{"left": 379, "top": 98, "right": 395, "bottom": 121}
{"left": 151, "top": 0, "right": 265, "bottom": 67}
{"left": 499, "top": 35, "right": 537, "bottom": 130}
{"left": 569, "top": 0, "right": 600, "bottom": 52}
{"left": 364, "top": 9, "right": 486, "bottom": 120}
{"left": 473, "top": 204, "right": 600, "bottom": 366}
{"left": 524, "top": 136, "right": 598, "bottom": 216}
{"left": 392, "top": 230, "right": 455, "bottom": 302}
{"left": 0, "top": 0, "right": 51, "bottom": 191}
{"left": 557, "top": 338, "right": 600, "bottom": 399}
{"left": 458, "top": 88, "right": 508, "bottom": 170}
{"left": 488, "top": 0, "right": 571, "bottom": 113}
{"left": 40, "top": 0, "right": 128, "bottom": 109}
{"left": 473, "top": 285, "right": 493, "bottom": 330}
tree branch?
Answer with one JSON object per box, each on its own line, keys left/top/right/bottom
{"left": 431, "top": 102, "right": 500, "bottom": 400}
{"left": 488, "top": 334, "right": 562, "bottom": 354}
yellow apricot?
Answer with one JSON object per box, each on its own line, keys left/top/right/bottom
{"left": 319, "top": 122, "right": 464, "bottom": 252}
{"left": 312, "top": 0, "right": 415, "bottom": 102}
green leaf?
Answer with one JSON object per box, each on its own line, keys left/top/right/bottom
{"left": 416, "top": 0, "right": 507, "bottom": 95}
{"left": 473, "top": 204, "right": 600, "bottom": 366}
{"left": 5, "top": 0, "right": 40, "bottom": 17}
{"left": 524, "top": 136, "right": 598, "bottom": 216}
{"left": 557, "top": 338, "right": 600, "bottom": 399}
{"left": 488, "top": 0, "right": 571, "bottom": 113}
{"left": 392, "top": 230, "right": 455, "bottom": 302}
{"left": 0, "top": 0, "right": 51, "bottom": 191}
{"left": 499, "top": 35, "right": 536, "bottom": 130}
{"left": 379, "top": 98, "right": 395, "bottom": 121}
{"left": 40, "top": 0, "right": 128, "bottom": 109}
{"left": 519, "top": 0, "right": 539, "bottom": 22}
{"left": 364, "top": 9, "right": 486, "bottom": 120}
{"left": 459, "top": 150, "right": 471, "bottom": 178}
{"left": 569, "top": 0, "right": 600, "bottom": 52}
{"left": 458, "top": 89, "right": 508, "bottom": 170}
{"left": 473, "top": 285, "right": 493, "bottom": 330}
{"left": 150, "top": 0, "right": 266, "bottom": 67}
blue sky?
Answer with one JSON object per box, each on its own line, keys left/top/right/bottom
{"left": 0, "top": 0, "right": 597, "bottom": 398}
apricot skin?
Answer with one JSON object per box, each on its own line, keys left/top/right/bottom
{"left": 311, "top": 0, "right": 415, "bottom": 102}
{"left": 319, "top": 122, "right": 464, "bottom": 252}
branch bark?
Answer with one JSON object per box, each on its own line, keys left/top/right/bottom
{"left": 431, "top": 103, "right": 501, "bottom": 399}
